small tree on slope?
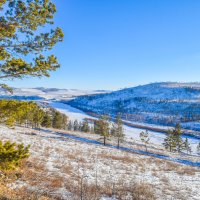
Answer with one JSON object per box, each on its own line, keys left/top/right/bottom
{"left": 140, "top": 130, "right": 150, "bottom": 152}
{"left": 112, "top": 115, "right": 125, "bottom": 148}
{"left": 183, "top": 138, "right": 192, "bottom": 154}
{"left": 94, "top": 115, "right": 110, "bottom": 145}
{"left": 0, "top": 140, "right": 30, "bottom": 170}
{"left": 163, "top": 124, "right": 184, "bottom": 153}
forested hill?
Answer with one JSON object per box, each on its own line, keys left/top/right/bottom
{"left": 67, "top": 82, "right": 200, "bottom": 130}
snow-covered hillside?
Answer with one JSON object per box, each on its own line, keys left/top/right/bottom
{"left": 48, "top": 102, "right": 200, "bottom": 155}
{"left": 0, "top": 125, "right": 199, "bottom": 200}
{"left": 67, "top": 82, "right": 200, "bottom": 130}
{"left": 0, "top": 87, "right": 108, "bottom": 100}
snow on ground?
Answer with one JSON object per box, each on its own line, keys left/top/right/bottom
{"left": 50, "top": 102, "right": 200, "bottom": 155}
{"left": 0, "top": 125, "right": 199, "bottom": 200}
{"left": 124, "top": 125, "right": 200, "bottom": 155}
{"left": 49, "top": 101, "right": 96, "bottom": 121}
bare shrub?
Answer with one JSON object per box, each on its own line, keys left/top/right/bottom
{"left": 128, "top": 182, "right": 155, "bottom": 200}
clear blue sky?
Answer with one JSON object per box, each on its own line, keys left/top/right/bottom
{"left": 7, "top": 0, "right": 200, "bottom": 90}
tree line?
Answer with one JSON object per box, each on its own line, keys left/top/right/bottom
{"left": 65, "top": 115, "right": 125, "bottom": 148}
{"left": 0, "top": 100, "right": 67, "bottom": 130}
{"left": 163, "top": 124, "right": 192, "bottom": 154}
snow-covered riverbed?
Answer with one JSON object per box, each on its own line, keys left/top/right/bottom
{"left": 49, "top": 101, "right": 95, "bottom": 121}
{"left": 50, "top": 101, "right": 200, "bottom": 155}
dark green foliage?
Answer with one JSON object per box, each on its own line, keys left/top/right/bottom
{"left": 52, "top": 110, "right": 68, "bottom": 129}
{"left": 163, "top": 123, "right": 184, "bottom": 153}
{"left": 183, "top": 138, "right": 191, "bottom": 154}
{"left": 52, "top": 111, "right": 63, "bottom": 129}
{"left": 32, "top": 108, "right": 44, "bottom": 128}
{"left": 94, "top": 115, "right": 110, "bottom": 145}
{"left": 81, "top": 120, "right": 90, "bottom": 133}
{"left": 61, "top": 114, "right": 68, "bottom": 130}
{"left": 163, "top": 132, "right": 177, "bottom": 152}
{"left": 73, "top": 120, "right": 79, "bottom": 131}
{"left": 0, "top": 0, "right": 64, "bottom": 91}
{"left": 0, "top": 140, "right": 30, "bottom": 170}
{"left": 112, "top": 115, "right": 125, "bottom": 148}
{"left": 41, "top": 112, "right": 52, "bottom": 128}
{"left": 0, "top": 99, "right": 44, "bottom": 127}
{"left": 0, "top": 99, "right": 69, "bottom": 130}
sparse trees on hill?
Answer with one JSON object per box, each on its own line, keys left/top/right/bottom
{"left": 67, "top": 120, "right": 73, "bottom": 131}
{"left": 183, "top": 138, "right": 192, "bottom": 154}
{"left": 163, "top": 132, "right": 177, "bottom": 152}
{"left": 163, "top": 124, "right": 185, "bottom": 153}
{"left": 81, "top": 120, "right": 90, "bottom": 133}
{"left": 94, "top": 115, "right": 110, "bottom": 145}
{"left": 112, "top": 115, "right": 125, "bottom": 148}
{"left": 73, "top": 120, "right": 79, "bottom": 131}
{"left": 140, "top": 130, "right": 150, "bottom": 152}
{"left": 66, "top": 119, "right": 91, "bottom": 133}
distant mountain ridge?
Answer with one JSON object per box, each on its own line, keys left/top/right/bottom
{"left": 67, "top": 82, "right": 200, "bottom": 130}
{"left": 0, "top": 87, "right": 109, "bottom": 100}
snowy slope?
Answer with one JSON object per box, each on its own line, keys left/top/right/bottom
{"left": 49, "top": 102, "right": 200, "bottom": 155}
{"left": 49, "top": 101, "right": 95, "bottom": 121}
{"left": 67, "top": 82, "right": 200, "bottom": 129}
{"left": 1, "top": 125, "right": 199, "bottom": 199}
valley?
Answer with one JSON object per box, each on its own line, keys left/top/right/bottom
{"left": 0, "top": 83, "right": 200, "bottom": 199}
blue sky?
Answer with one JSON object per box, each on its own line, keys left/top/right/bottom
{"left": 7, "top": 0, "right": 200, "bottom": 90}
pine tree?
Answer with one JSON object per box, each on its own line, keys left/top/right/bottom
{"left": 32, "top": 108, "right": 44, "bottom": 129}
{"left": 52, "top": 111, "right": 63, "bottom": 129}
{"left": 0, "top": 140, "right": 30, "bottom": 170}
{"left": 183, "top": 138, "right": 192, "bottom": 154}
{"left": 112, "top": 115, "right": 125, "bottom": 148}
{"left": 94, "top": 115, "right": 110, "bottom": 145}
{"left": 163, "top": 130, "right": 177, "bottom": 152}
{"left": 140, "top": 130, "right": 150, "bottom": 152}
{"left": 67, "top": 120, "right": 73, "bottom": 131}
{"left": 73, "top": 120, "right": 79, "bottom": 131}
{"left": 163, "top": 124, "right": 184, "bottom": 153}
{"left": 61, "top": 114, "right": 68, "bottom": 130}
{"left": 174, "top": 124, "right": 184, "bottom": 153}
{"left": 0, "top": 100, "right": 49, "bottom": 128}
{"left": 81, "top": 120, "right": 90, "bottom": 133}
{"left": 0, "top": 0, "right": 64, "bottom": 92}
{"left": 41, "top": 112, "right": 52, "bottom": 128}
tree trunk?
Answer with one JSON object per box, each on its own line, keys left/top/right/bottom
{"left": 117, "top": 138, "right": 120, "bottom": 148}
